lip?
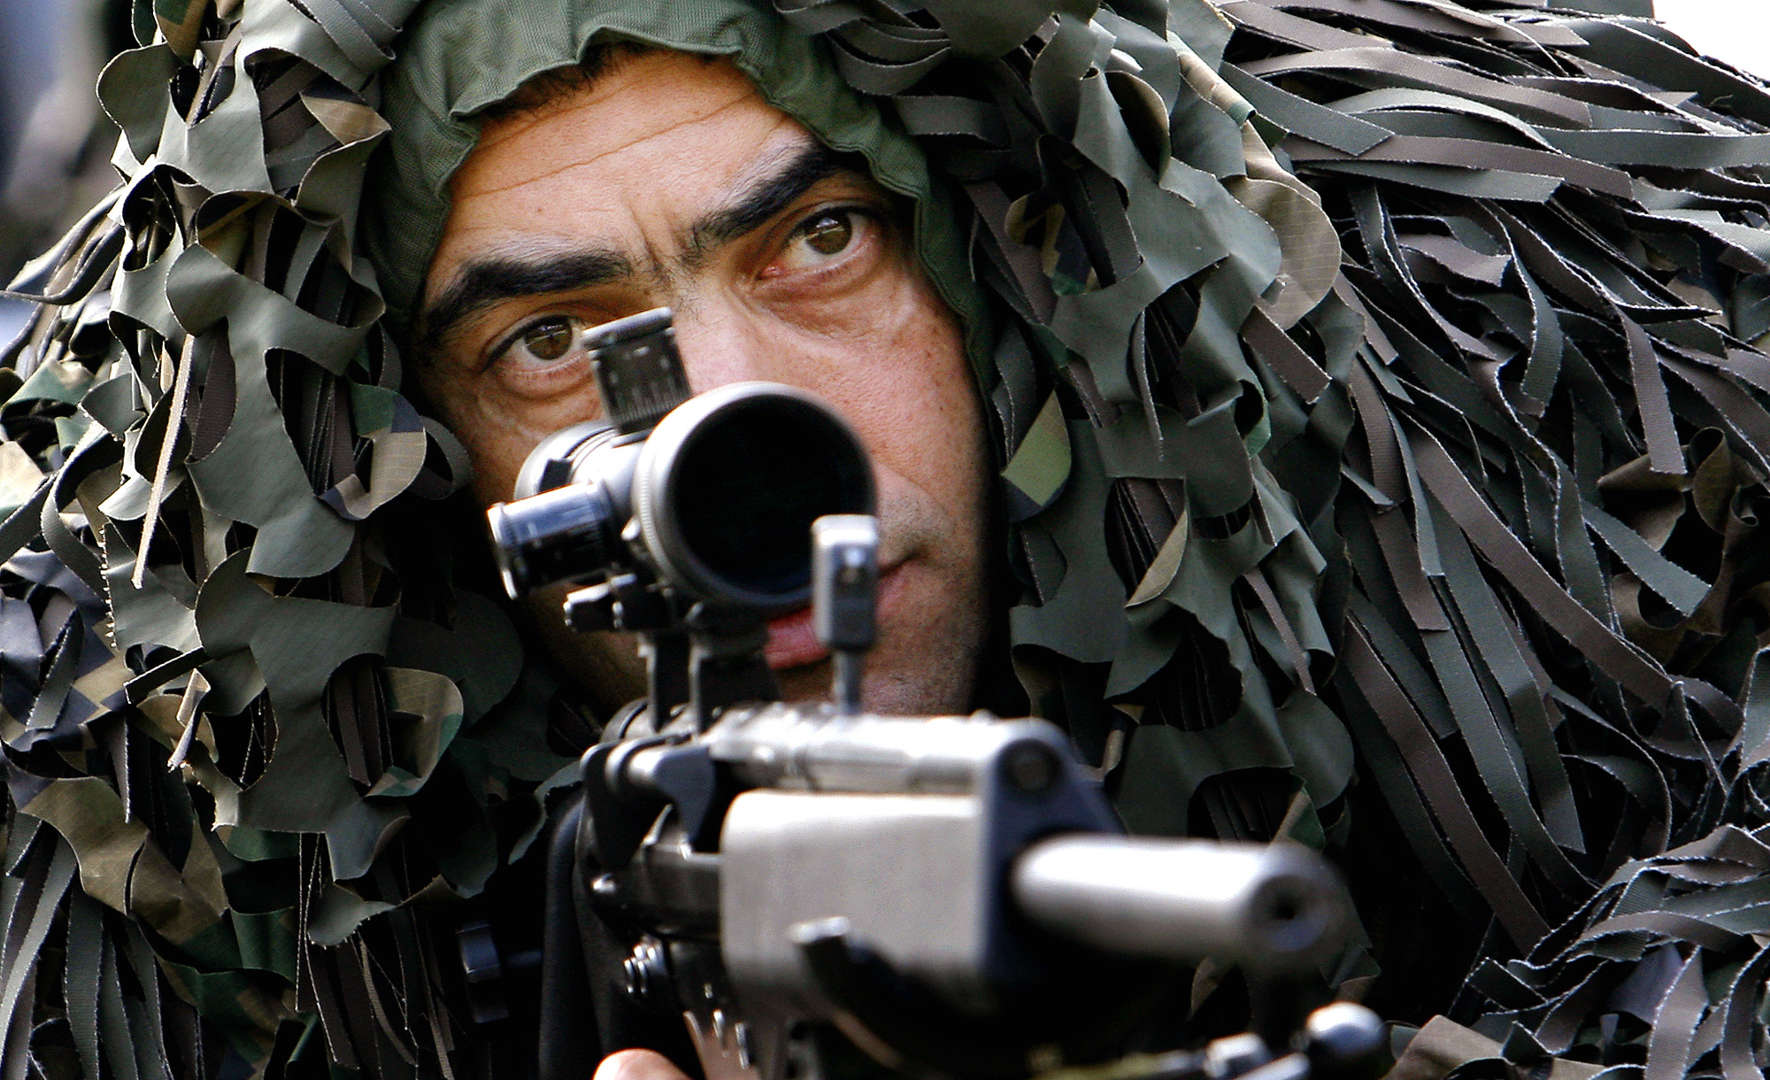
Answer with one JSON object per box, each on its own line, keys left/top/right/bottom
{"left": 764, "top": 561, "right": 903, "bottom": 670}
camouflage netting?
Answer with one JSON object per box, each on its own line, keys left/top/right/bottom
{"left": 3, "top": 0, "right": 1770, "bottom": 1077}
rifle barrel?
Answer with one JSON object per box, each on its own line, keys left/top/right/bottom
{"left": 1009, "top": 836, "right": 1347, "bottom": 975}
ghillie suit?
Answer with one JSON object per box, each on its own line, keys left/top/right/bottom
{"left": 5, "top": 0, "right": 1770, "bottom": 1077}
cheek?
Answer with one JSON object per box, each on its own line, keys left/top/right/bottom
{"left": 845, "top": 289, "right": 986, "bottom": 497}
{"left": 421, "top": 374, "right": 588, "bottom": 507}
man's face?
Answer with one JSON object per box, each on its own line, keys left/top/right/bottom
{"left": 417, "top": 51, "right": 991, "bottom": 717}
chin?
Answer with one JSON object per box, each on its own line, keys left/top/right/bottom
{"left": 773, "top": 656, "right": 975, "bottom": 717}
{"left": 771, "top": 661, "right": 832, "bottom": 705}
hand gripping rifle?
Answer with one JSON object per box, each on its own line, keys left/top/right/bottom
{"left": 478, "top": 309, "right": 1384, "bottom": 1080}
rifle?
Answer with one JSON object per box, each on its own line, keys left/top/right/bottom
{"left": 474, "top": 309, "right": 1383, "bottom": 1080}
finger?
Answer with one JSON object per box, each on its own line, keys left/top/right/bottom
{"left": 594, "top": 1048, "right": 693, "bottom": 1080}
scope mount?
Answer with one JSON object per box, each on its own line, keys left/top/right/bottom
{"left": 494, "top": 307, "right": 879, "bottom": 732}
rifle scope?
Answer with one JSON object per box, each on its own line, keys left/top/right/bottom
{"left": 487, "top": 381, "right": 874, "bottom": 615}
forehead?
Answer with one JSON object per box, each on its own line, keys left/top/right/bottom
{"left": 433, "top": 52, "right": 806, "bottom": 266}
{"left": 468, "top": 53, "right": 775, "bottom": 175}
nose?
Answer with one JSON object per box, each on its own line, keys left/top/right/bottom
{"left": 667, "top": 301, "right": 780, "bottom": 394}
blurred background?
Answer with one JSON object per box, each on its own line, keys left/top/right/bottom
{"left": 0, "top": 0, "right": 130, "bottom": 344}
{"left": 0, "top": 0, "right": 1763, "bottom": 345}
{"left": 1654, "top": 0, "right": 1765, "bottom": 74}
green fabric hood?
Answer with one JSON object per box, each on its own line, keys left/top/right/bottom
{"left": 364, "top": 0, "right": 986, "bottom": 371}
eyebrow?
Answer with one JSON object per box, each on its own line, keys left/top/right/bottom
{"left": 686, "top": 142, "right": 851, "bottom": 259}
{"left": 418, "top": 250, "right": 632, "bottom": 350}
{"left": 416, "top": 140, "right": 858, "bottom": 353}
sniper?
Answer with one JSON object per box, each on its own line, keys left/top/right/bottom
{"left": 4, "top": 2, "right": 1770, "bottom": 1078}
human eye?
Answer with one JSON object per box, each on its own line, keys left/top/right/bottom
{"left": 764, "top": 206, "right": 879, "bottom": 278}
{"left": 490, "top": 314, "right": 588, "bottom": 371}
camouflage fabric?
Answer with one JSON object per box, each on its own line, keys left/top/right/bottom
{"left": 4, "top": 0, "right": 1770, "bottom": 1077}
